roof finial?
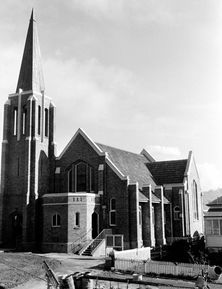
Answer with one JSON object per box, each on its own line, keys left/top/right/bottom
{"left": 30, "top": 8, "right": 36, "bottom": 22}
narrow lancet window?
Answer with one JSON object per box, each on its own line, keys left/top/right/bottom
{"left": 22, "top": 110, "right": 27, "bottom": 135}
{"left": 17, "top": 157, "right": 20, "bottom": 176}
{"left": 68, "top": 169, "right": 73, "bottom": 192}
{"left": 45, "top": 108, "right": 48, "bottom": 137}
{"left": 13, "top": 108, "right": 18, "bottom": 136}
{"left": 38, "top": 105, "right": 41, "bottom": 135}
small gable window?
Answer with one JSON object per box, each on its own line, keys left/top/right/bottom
{"left": 109, "top": 198, "right": 116, "bottom": 226}
{"left": 52, "top": 213, "right": 61, "bottom": 227}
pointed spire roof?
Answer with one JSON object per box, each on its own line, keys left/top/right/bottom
{"left": 16, "top": 9, "right": 45, "bottom": 93}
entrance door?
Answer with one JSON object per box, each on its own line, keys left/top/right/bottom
{"left": 92, "top": 212, "right": 99, "bottom": 239}
{"left": 11, "top": 212, "right": 23, "bottom": 248}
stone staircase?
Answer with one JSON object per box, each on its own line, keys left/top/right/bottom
{"left": 79, "top": 229, "right": 112, "bottom": 256}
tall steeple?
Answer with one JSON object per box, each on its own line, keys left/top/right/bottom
{"left": 16, "top": 9, "right": 45, "bottom": 93}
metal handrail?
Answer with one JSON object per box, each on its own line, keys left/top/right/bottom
{"left": 71, "top": 228, "right": 92, "bottom": 253}
{"left": 80, "top": 228, "right": 112, "bottom": 255}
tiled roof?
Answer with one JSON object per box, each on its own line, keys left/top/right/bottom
{"left": 96, "top": 143, "right": 156, "bottom": 188}
{"left": 207, "top": 196, "right": 222, "bottom": 206}
{"left": 139, "top": 192, "right": 148, "bottom": 202}
{"left": 147, "top": 160, "right": 187, "bottom": 185}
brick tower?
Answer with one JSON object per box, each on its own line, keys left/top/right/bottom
{"left": 0, "top": 10, "right": 56, "bottom": 250}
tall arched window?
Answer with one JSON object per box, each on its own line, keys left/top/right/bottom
{"left": 52, "top": 213, "right": 61, "bottom": 227}
{"left": 68, "top": 169, "right": 73, "bottom": 192}
{"left": 76, "top": 162, "right": 87, "bottom": 192}
{"left": 67, "top": 162, "right": 95, "bottom": 193}
{"left": 192, "top": 180, "right": 199, "bottom": 220}
{"left": 109, "top": 198, "right": 116, "bottom": 226}
{"left": 89, "top": 166, "right": 95, "bottom": 192}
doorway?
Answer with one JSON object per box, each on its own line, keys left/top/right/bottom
{"left": 92, "top": 212, "right": 99, "bottom": 239}
{"left": 11, "top": 211, "right": 23, "bottom": 248}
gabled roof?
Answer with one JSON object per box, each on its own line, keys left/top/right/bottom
{"left": 147, "top": 159, "right": 187, "bottom": 185}
{"left": 96, "top": 143, "right": 156, "bottom": 188}
{"left": 57, "top": 128, "right": 105, "bottom": 159}
{"left": 207, "top": 196, "right": 222, "bottom": 206}
{"left": 16, "top": 9, "right": 45, "bottom": 93}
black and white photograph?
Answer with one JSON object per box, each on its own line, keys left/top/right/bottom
{"left": 0, "top": 1, "right": 222, "bottom": 288}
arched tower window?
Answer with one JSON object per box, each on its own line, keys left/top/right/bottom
{"left": 38, "top": 105, "right": 41, "bottom": 135}
{"left": 13, "top": 107, "right": 18, "bottom": 136}
{"left": 22, "top": 109, "right": 27, "bottom": 135}
{"left": 45, "top": 108, "right": 48, "bottom": 137}
{"left": 52, "top": 213, "right": 61, "bottom": 227}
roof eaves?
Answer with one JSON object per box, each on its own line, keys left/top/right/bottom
{"left": 105, "top": 154, "right": 128, "bottom": 181}
{"left": 184, "top": 151, "right": 192, "bottom": 178}
{"left": 140, "top": 149, "right": 155, "bottom": 162}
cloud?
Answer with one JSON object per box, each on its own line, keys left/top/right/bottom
{"left": 44, "top": 56, "right": 147, "bottom": 153}
{"left": 69, "top": 0, "right": 220, "bottom": 27}
{"left": 146, "top": 145, "right": 182, "bottom": 161}
{"left": 198, "top": 163, "right": 222, "bottom": 191}
{"left": 69, "top": 0, "right": 175, "bottom": 24}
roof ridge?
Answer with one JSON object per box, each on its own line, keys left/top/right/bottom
{"left": 148, "top": 159, "right": 187, "bottom": 164}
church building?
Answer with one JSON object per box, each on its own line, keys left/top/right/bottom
{"left": 0, "top": 11, "right": 203, "bottom": 253}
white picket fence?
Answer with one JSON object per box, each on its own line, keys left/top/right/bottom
{"left": 115, "top": 258, "right": 209, "bottom": 277}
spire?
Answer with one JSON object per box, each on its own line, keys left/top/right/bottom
{"left": 16, "top": 9, "right": 45, "bottom": 93}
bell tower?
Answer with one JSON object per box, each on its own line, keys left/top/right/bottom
{"left": 0, "top": 10, "right": 56, "bottom": 250}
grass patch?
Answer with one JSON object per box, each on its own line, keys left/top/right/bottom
{"left": 0, "top": 252, "right": 61, "bottom": 288}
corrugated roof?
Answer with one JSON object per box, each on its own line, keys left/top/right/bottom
{"left": 147, "top": 160, "right": 187, "bottom": 185}
{"left": 97, "top": 143, "right": 156, "bottom": 188}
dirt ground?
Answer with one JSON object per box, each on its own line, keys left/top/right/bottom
{"left": 1, "top": 252, "right": 222, "bottom": 289}
{"left": 0, "top": 252, "right": 60, "bottom": 288}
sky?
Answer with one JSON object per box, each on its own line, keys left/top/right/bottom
{"left": 0, "top": 0, "right": 222, "bottom": 191}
